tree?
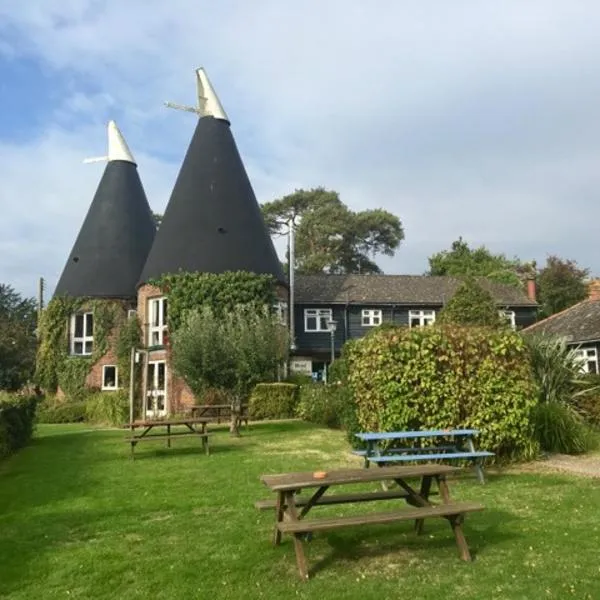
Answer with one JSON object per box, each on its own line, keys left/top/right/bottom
{"left": 171, "top": 305, "right": 288, "bottom": 435}
{"left": 536, "top": 255, "right": 589, "bottom": 318}
{"left": 261, "top": 187, "right": 404, "bottom": 274}
{"left": 0, "top": 284, "right": 37, "bottom": 391}
{"left": 152, "top": 212, "right": 162, "bottom": 228}
{"left": 438, "top": 277, "right": 505, "bottom": 327}
{"left": 427, "top": 237, "right": 528, "bottom": 287}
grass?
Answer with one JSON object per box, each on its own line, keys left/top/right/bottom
{"left": 1, "top": 422, "right": 600, "bottom": 599}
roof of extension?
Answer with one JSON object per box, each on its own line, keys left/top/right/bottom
{"left": 522, "top": 299, "right": 600, "bottom": 343}
{"left": 54, "top": 121, "right": 156, "bottom": 299}
{"left": 294, "top": 274, "right": 537, "bottom": 307}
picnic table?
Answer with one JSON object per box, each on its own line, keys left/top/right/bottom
{"left": 353, "top": 429, "right": 495, "bottom": 483}
{"left": 257, "top": 464, "right": 484, "bottom": 580}
{"left": 190, "top": 403, "right": 249, "bottom": 427}
{"left": 124, "top": 418, "right": 211, "bottom": 459}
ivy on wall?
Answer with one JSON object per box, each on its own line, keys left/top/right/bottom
{"left": 35, "top": 297, "right": 139, "bottom": 400}
{"left": 149, "top": 271, "right": 278, "bottom": 333}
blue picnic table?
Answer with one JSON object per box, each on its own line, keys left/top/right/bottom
{"left": 353, "top": 429, "right": 494, "bottom": 484}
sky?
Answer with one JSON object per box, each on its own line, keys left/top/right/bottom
{"left": 1, "top": 1, "right": 600, "bottom": 299}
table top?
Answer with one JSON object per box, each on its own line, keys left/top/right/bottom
{"left": 192, "top": 404, "right": 249, "bottom": 410}
{"left": 261, "top": 464, "right": 460, "bottom": 492}
{"left": 355, "top": 429, "right": 479, "bottom": 441}
{"left": 125, "top": 418, "right": 209, "bottom": 428}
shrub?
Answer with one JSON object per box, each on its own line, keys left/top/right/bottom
{"left": 249, "top": 383, "right": 298, "bottom": 420}
{"left": 295, "top": 384, "right": 347, "bottom": 428}
{"left": 285, "top": 373, "right": 313, "bottom": 386}
{"left": 532, "top": 402, "right": 595, "bottom": 454}
{"left": 37, "top": 398, "right": 87, "bottom": 424}
{"left": 85, "top": 390, "right": 129, "bottom": 426}
{"left": 346, "top": 324, "right": 539, "bottom": 461}
{"left": 574, "top": 393, "right": 600, "bottom": 427}
{"left": 0, "top": 392, "right": 37, "bottom": 458}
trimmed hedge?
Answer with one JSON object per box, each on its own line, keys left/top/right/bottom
{"left": 37, "top": 399, "right": 87, "bottom": 424}
{"left": 296, "top": 383, "right": 353, "bottom": 430}
{"left": 249, "top": 383, "right": 298, "bottom": 420}
{"left": 0, "top": 392, "right": 37, "bottom": 459}
{"left": 346, "top": 324, "right": 539, "bottom": 461}
{"left": 85, "top": 390, "right": 129, "bottom": 426}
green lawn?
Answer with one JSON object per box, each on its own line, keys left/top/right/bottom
{"left": 1, "top": 422, "right": 599, "bottom": 599}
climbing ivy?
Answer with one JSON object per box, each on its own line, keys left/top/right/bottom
{"left": 149, "top": 271, "right": 278, "bottom": 333}
{"left": 36, "top": 297, "right": 128, "bottom": 400}
{"left": 116, "top": 315, "right": 142, "bottom": 388}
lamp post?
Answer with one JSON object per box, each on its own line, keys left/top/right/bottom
{"left": 327, "top": 319, "right": 337, "bottom": 367}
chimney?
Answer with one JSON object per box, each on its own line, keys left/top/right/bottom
{"left": 588, "top": 279, "right": 600, "bottom": 301}
{"left": 525, "top": 277, "right": 536, "bottom": 303}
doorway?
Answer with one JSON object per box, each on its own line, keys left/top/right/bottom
{"left": 146, "top": 360, "right": 167, "bottom": 418}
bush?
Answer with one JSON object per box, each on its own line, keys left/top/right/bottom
{"left": 285, "top": 373, "right": 313, "bottom": 386}
{"left": 346, "top": 324, "right": 539, "bottom": 461}
{"left": 532, "top": 402, "right": 596, "bottom": 454}
{"left": 37, "top": 398, "right": 87, "bottom": 424}
{"left": 85, "top": 390, "right": 129, "bottom": 426}
{"left": 249, "top": 383, "right": 298, "bottom": 420}
{"left": 296, "top": 384, "right": 347, "bottom": 428}
{"left": 574, "top": 393, "right": 600, "bottom": 427}
{"left": 0, "top": 392, "right": 37, "bottom": 458}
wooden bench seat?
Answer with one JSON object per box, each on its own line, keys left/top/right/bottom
{"left": 353, "top": 445, "right": 458, "bottom": 456}
{"left": 255, "top": 488, "right": 437, "bottom": 510}
{"left": 124, "top": 432, "right": 211, "bottom": 442}
{"left": 277, "top": 501, "right": 484, "bottom": 534}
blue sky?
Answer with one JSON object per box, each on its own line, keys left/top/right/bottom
{"left": 2, "top": 1, "right": 600, "bottom": 299}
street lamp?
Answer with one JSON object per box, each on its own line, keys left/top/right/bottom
{"left": 327, "top": 319, "right": 337, "bottom": 367}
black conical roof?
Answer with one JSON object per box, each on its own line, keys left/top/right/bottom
{"left": 54, "top": 160, "right": 156, "bottom": 299}
{"left": 138, "top": 116, "right": 286, "bottom": 286}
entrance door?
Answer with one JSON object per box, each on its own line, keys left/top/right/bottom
{"left": 146, "top": 361, "right": 167, "bottom": 418}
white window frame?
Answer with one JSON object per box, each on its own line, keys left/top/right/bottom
{"left": 304, "top": 308, "right": 333, "bottom": 332}
{"left": 70, "top": 312, "right": 94, "bottom": 355}
{"left": 408, "top": 309, "right": 436, "bottom": 328}
{"left": 273, "top": 301, "right": 288, "bottom": 326}
{"left": 499, "top": 310, "right": 516, "bottom": 330}
{"left": 148, "top": 297, "right": 168, "bottom": 346}
{"left": 101, "top": 365, "right": 119, "bottom": 390}
{"left": 362, "top": 309, "right": 382, "bottom": 327}
{"left": 573, "top": 347, "right": 599, "bottom": 374}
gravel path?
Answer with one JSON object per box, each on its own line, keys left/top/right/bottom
{"left": 522, "top": 453, "right": 600, "bottom": 478}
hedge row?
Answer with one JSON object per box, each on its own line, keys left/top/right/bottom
{"left": 248, "top": 383, "right": 298, "bottom": 420}
{"left": 37, "top": 391, "right": 129, "bottom": 426}
{"left": 345, "top": 324, "right": 540, "bottom": 461}
{"left": 0, "top": 392, "right": 37, "bottom": 459}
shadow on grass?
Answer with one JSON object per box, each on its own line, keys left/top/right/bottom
{"left": 127, "top": 443, "right": 240, "bottom": 461}
{"left": 308, "top": 507, "right": 520, "bottom": 577}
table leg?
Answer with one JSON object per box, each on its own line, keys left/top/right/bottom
{"left": 467, "top": 437, "right": 486, "bottom": 484}
{"left": 285, "top": 491, "right": 309, "bottom": 580}
{"left": 272, "top": 491, "right": 285, "bottom": 546}
{"left": 437, "top": 475, "right": 451, "bottom": 503}
{"left": 414, "top": 475, "right": 432, "bottom": 535}
{"left": 167, "top": 424, "right": 171, "bottom": 448}
{"left": 450, "top": 514, "right": 472, "bottom": 561}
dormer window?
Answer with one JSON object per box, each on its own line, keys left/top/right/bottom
{"left": 148, "top": 297, "right": 168, "bottom": 346}
{"left": 70, "top": 312, "right": 94, "bottom": 355}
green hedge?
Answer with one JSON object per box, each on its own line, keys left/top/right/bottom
{"left": 37, "top": 399, "right": 87, "bottom": 424}
{"left": 346, "top": 324, "right": 539, "bottom": 461}
{"left": 0, "top": 392, "right": 37, "bottom": 459}
{"left": 85, "top": 391, "right": 129, "bottom": 426}
{"left": 249, "top": 383, "right": 298, "bottom": 420}
{"left": 296, "top": 383, "right": 355, "bottom": 430}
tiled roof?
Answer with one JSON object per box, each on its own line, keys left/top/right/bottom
{"left": 294, "top": 274, "right": 537, "bottom": 307}
{"left": 523, "top": 299, "right": 600, "bottom": 343}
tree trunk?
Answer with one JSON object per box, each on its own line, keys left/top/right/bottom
{"left": 230, "top": 395, "right": 241, "bottom": 437}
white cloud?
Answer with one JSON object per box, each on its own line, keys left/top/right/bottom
{"left": 2, "top": 0, "right": 600, "bottom": 297}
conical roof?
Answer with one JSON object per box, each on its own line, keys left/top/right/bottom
{"left": 54, "top": 121, "right": 156, "bottom": 299}
{"left": 139, "top": 68, "right": 285, "bottom": 286}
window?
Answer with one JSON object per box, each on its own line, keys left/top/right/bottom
{"left": 574, "top": 347, "right": 599, "bottom": 374}
{"left": 304, "top": 308, "right": 332, "bottom": 332}
{"left": 362, "top": 309, "right": 382, "bottom": 327}
{"left": 102, "top": 365, "right": 118, "bottom": 390}
{"left": 408, "top": 310, "right": 435, "bottom": 328}
{"left": 70, "top": 312, "right": 94, "bottom": 355}
{"left": 499, "top": 310, "right": 516, "bottom": 329}
{"left": 148, "top": 297, "right": 168, "bottom": 346}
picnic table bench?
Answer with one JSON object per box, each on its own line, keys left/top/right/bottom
{"left": 353, "top": 429, "right": 495, "bottom": 483}
{"left": 190, "top": 403, "right": 249, "bottom": 427}
{"left": 124, "top": 418, "right": 211, "bottom": 459}
{"left": 257, "top": 464, "right": 484, "bottom": 580}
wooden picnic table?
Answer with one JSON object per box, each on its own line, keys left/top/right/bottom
{"left": 124, "top": 418, "right": 211, "bottom": 459}
{"left": 354, "top": 429, "right": 495, "bottom": 483}
{"left": 258, "top": 464, "right": 484, "bottom": 580}
{"left": 190, "top": 403, "right": 249, "bottom": 426}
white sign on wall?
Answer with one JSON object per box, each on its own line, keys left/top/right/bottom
{"left": 290, "top": 359, "right": 312, "bottom": 375}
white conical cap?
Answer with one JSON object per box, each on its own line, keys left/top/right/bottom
{"left": 108, "top": 120, "right": 136, "bottom": 163}
{"left": 196, "top": 68, "right": 229, "bottom": 121}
